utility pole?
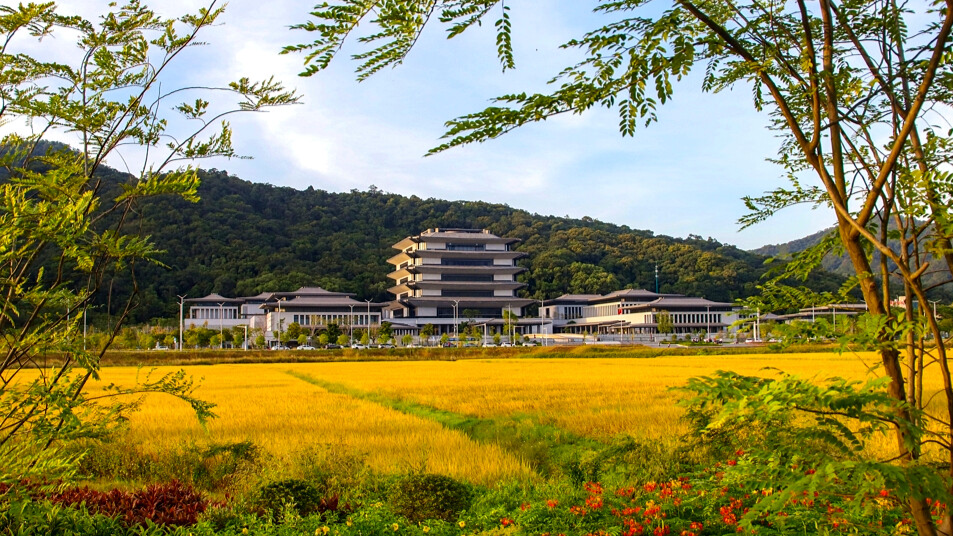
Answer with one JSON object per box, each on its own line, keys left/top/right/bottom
{"left": 655, "top": 264, "right": 659, "bottom": 294}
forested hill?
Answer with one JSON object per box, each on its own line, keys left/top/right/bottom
{"left": 754, "top": 227, "right": 953, "bottom": 302}
{"left": 118, "top": 169, "right": 844, "bottom": 322}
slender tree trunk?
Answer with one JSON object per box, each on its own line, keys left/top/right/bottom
{"left": 836, "top": 218, "right": 937, "bottom": 536}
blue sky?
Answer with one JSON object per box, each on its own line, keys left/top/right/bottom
{"left": 48, "top": 0, "right": 834, "bottom": 250}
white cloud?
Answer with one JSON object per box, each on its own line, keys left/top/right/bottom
{"left": 7, "top": 0, "right": 842, "bottom": 250}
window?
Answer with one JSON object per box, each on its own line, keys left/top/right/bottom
{"left": 446, "top": 243, "right": 485, "bottom": 251}
{"left": 441, "top": 258, "right": 493, "bottom": 266}
{"left": 441, "top": 290, "right": 494, "bottom": 297}
{"left": 441, "top": 274, "right": 493, "bottom": 282}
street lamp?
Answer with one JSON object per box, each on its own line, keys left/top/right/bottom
{"left": 349, "top": 304, "right": 355, "bottom": 346}
{"left": 540, "top": 298, "right": 546, "bottom": 347}
{"left": 217, "top": 302, "right": 224, "bottom": 349}
{"left": 242, "top": 324, "right": 248, "bottom": 350}
{"left": 706, "top": 305, "right": 710, "bottom": 342}
{"left": 276, "top": 297, "right": 286, "bottom": 348}
{"left": 451, "top": 300, "right": 459, "bottom": 345}
{"left": 755, "top": 307, "right": 761, "bottom": 342}
{"left": 928, "top": 300, "right": 941, "bottom": 339}
{"left": 177, "top": 294, "right": 186, "bottom": 351}
{"left": 365, "top": 299, "right": 372, "bottom": 343}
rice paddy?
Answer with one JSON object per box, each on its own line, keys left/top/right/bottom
{"left": 89, "top": 349, "right": 943, "bottom": 487}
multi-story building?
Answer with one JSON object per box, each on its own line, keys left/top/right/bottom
{"left": 384, "top": 228, "right": 534, "bottom": 334}
{"left": 258, "top": 286, "right": 384, "bottom": 344}
{"left": 183, "top": 293, "right": 246, "bottom": 330}
{"left": 184, "top": 286, "right": 385, "bottom": 347}
{"left": 540, "top": 289, "right": 738, "bottom": 341}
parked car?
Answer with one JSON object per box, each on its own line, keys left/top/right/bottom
{"left": 379, "top": 343, "right": 395, "bottom": 349}
{"left": 154, "top": 345, "right": 169, "bottom": 351}
{"left": 298, "top": 345, "right": 316, "bottom": 350}
{"left": 325, "top": 344, "right": 342, "bottom": 349}
{"left": 351, "top": 344, "right": 367, "bottom": 350}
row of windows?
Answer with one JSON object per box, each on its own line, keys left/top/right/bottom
{"left": 442, "top": 290, "right": 495, "bottom": 297}
{"left": 190, "top": 307, "right": 239, "bottom": 320}
{"left": 441, "top": 274, "right": 494, "bottom": 282}
{"left": 441, "top": 258, "right": 493, "bottom": 266}
{"left": 446, "top": 243, "right": 486, "bottom": 251}
{"left": 290, "top": 314, "right": 378, "bottom": 326}
{"left": 654, "top": 313, "right": 722, "bottom": 324}
{"left": 434, "top": 307, "right": 507, "bottom": 318}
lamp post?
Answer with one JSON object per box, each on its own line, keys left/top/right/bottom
{"left": 451, "top": 300, "right": 459, "bottom": 345}
{"left": 706, "top": 305, "right": 710, "bottom": 343}
{"left": 540, "top": 298, "right": 545, "bottom": 347}
{"left": 365, "top": 299, "right": 372, "bottom": 344}
{"left": 507, "top": 303, "right": 513, "bottom": 344}
{"left": 755, "top": 307, "right": 761, "bottom": 342}
{"left": 928, "top": 300, "right": 941, "bottom": 339}
{"left": 276, "top": 297, "right": 286, "bottom": 348}
{"left": 242, "top": 324, "right": 248, "bottom": 350}
{"left": 177, "top": 294, "right": 186, "bottom": 351}
{"left": 217, "top": 302, "right": 224, "bottom": 349}
{"left": 349, "top": 304, "right": 355, "bottom": 346}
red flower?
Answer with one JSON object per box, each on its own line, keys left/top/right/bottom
{"left": 585, "top": 482, "right": 605, "bottom": 495}
{"left": 500, "top": 517, "right": 514, "bottom": 527}
{"left": 520, "top": 502, "right": 531, "bottom": 511}
{"left": 586, "top": 495, "right": 604, "bottom": 509}
{"left": 546, "top": 499, "right": 559, "bottom": 509}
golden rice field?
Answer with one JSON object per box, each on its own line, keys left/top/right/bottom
{"left": 280, "top": 351, "right": 893, "bottom": 440}
{"left": 99, "top": 365, "right": 534, "bottom": 486}
{"left": 94, "top": 350, "right": 943, "bottom": 486}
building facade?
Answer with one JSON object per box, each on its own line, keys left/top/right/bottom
{"left": 184, "top": 286, "right": 385, "bottom": 347}
{"left": 539, "top": 289, "right": 738, "bottom": 342}
{"left": 384, "top": 228, "right": 534, "bottom": 334}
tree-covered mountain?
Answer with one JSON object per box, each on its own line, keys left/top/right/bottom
{"left": 753, "top": 227, "right": 953, "bottom": 302}
{"left": 104, "top": 169, "right": 845, "bottom": 322}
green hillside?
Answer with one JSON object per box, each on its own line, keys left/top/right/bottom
{"left": 97, "top": 169, "right": 846, "bottom": 322}
{"left": 754, "top": 227, "right": 953, "bottom": 302}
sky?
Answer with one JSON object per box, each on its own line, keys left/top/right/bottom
{"left": 37, "top": 0, "right": 835, "bottom": 250}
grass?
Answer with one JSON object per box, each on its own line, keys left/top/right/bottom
{"left": 96, "top": 342, "right": 842, "bottom": 367}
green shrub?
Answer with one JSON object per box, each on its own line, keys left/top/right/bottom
{"left": 254, "top": 479, "right": 322, "bottom": 519}
{"left": 389, "top": 473, "right": 472, "bottom": 523}
{"left": 0, "top": 500, "right": 130, "bottom": 536}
